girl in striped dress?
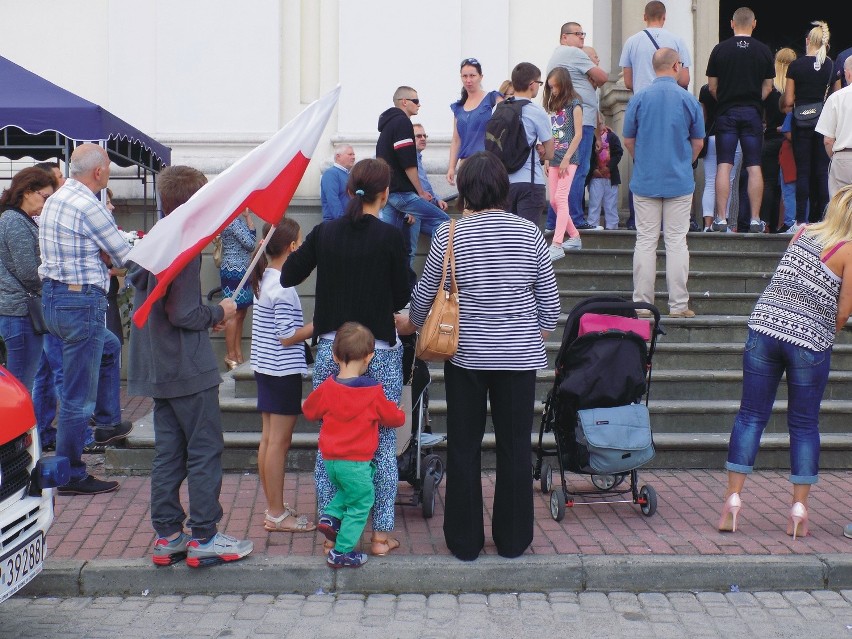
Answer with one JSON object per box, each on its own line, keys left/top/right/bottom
{"left": 250, "top": 218, "right": 316, "bottom": 533}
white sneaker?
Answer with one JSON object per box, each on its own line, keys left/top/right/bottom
{"left": 562, "top": 237, "right": 582, "bottom": 251}
{"left": 787, "top": 223, "right": 800, "bottom": 235}
{"left": 548, "top": 244, "right": 565, "bottom": 261}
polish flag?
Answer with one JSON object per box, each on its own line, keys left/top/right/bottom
{"left": 127, "top": 86, "right": 341, "bottom": 327}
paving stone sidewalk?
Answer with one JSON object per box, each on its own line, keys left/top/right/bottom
{"left": 52, "top": 389, "right": 852, "bottom": 563}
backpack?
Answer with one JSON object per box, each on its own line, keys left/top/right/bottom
{"left": 485, "top": 97, "right": 534, "bottom": 173}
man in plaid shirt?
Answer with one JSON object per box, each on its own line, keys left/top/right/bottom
{"left": 38, "top": 144, "right": 131, "bottom": 495}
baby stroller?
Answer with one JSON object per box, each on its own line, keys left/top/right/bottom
{"left": 396, "top": 334, "right": 445, "bottom": 518}
{"left": 533, "top": 296, "right": 663, "bottom": 521}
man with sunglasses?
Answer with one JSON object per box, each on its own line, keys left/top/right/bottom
{"left": 546, "top": 22, "right": 609, "bottom": 231}
{"left": 376, "top": 87, "right": 449, "bottom": 270}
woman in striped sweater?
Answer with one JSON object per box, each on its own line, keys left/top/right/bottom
{"left": 401, "top": 151, "right": 561, "bottom": 561}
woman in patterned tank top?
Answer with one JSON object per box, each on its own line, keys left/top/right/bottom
{"left": 718, "top": 185, "right": 852, "bottom": 540}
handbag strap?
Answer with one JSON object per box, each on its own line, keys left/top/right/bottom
{"left": 643, "top": 29, "right": 661, "bottom": 50}
{"left": 440, "top": 219, "right": 458, "bottom": 295}
{"left": 822, "top": 59, "right": 835, "bottom": 102}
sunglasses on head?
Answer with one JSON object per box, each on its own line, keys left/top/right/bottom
{"left": 461, "top": 57, "right": 480, "bottom": 66}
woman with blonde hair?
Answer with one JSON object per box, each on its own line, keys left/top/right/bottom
{"left": 719, "top": 184, "right": 852, "bottom": 539}
{"left": 782, "top": 21, "right": 834, "bottom": 225}
{"left": 775, "top": 48, "right": 799, "bottom": 231}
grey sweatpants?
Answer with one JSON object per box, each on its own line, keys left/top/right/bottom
{"left": 150, "top": 386, "right": 224, "bottom": 540}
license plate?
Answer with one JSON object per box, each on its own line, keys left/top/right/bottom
{"left": 0, "top": 532, "right": 45, "bottom": 604}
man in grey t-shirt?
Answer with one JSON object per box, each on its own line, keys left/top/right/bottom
{"left": 546, "top": 22, "right": 609, "bottom": 230}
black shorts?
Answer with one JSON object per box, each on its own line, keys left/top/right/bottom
{"left": 255, "top": 372, "right": 303, "bottom": 415}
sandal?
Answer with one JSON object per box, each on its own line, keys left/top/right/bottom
{"left": 264, "top": 505, "right": 316, "bottom": 532}
{"left": 370, "top": 536, "right": 400, "bottom": 556}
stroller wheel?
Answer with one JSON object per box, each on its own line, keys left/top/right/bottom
{"left": 540, "top": 463, "right": 553, "bottom": 494}
{"left": 639, "top": 485, "right": 657, "bottom": 517}
{"left": 423, "top": 454, "right": 444, "bottom": 486}
{"left": 550, "top": 489, "right": 566, "bottom": 522}
{"left": 422, "top": 471, "right": 436, "bottom": 518}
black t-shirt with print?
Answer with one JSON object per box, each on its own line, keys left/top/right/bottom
{"left": 706, "top": 35, "right": 774, "bottom": 115}
{"left": 788, "top": 56, "right": 834, "bottom": 104}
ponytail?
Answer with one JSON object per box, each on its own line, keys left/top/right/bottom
{"left": 345, "top": 159, "right": 390, "bottom": 223}
{"left": 250, "top": 218, "right": 301, "bottom": 297}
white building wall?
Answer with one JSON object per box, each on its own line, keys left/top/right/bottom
{"left": 2, "top": 0, "right": 697, "bottom": 200}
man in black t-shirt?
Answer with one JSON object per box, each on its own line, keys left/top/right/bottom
{"left": 706, "top": 6, "right": 774, "bottom": 233}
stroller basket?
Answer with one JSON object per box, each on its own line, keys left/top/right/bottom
{"left": 575, "top": 404, "right": 655, "bottom": 475}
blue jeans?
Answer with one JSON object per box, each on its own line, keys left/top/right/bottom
{"left": 726, "top": 329, "right": 831, "bottom": 484}
{"left": 0, "top": 314, "right": 43, "bottom": 393}
{"left": 42, "top": 280, "right": 108, "bottom": 482}
{"left": 382, "top": 192, "right": 449, "bottom": 264}
{"left": 33, "top": 333, "right": 102, "bottom": 448}
{"left": 92, "top": 329, "right": 122, "bottom": 429}
{"left": 568, "top": 125, "right": 596, "bottom": 227}
{"left": 409, "top": 201, "right": 448, "bottom": 263}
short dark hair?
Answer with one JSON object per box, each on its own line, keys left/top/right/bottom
{"left": 456, "top": 151, "right": 509, "bottom": 212}
{"left": 644, "top": 1, "right": 666, "bottom": 21}
{"left": 511, "top": 62, "right": 541, "bottom": 92}
{"left": 333, "top": 322, "right": 375, "bottom": 364}
{"left": 0, "top": 166, "right": 58, "bottom": 209}
{"left": 157, "top": 166, "right": 207, "bottom": 216}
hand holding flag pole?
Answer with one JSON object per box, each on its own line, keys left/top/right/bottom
{"left": 126, "top": 86, "right": 341, "bottom": 327}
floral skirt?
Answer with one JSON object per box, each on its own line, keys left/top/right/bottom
{"left": 220, "top": 268, "right": 253, "bottom": 309}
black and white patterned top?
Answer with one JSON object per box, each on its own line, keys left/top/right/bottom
{"left": 749, "top": 232, "right": 844, "bottom": 352}
{"left": 409, "top": 211, "right": 560, "bottom": 370}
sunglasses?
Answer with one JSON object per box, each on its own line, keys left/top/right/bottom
{"left": 461, "top": 57, "right": 480, "bottom": 66}
{"left": 407, "top": 98, "right": 420, "bottom": 105}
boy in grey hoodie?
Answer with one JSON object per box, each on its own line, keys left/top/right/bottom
{"left": 127, "top": 165, "right": 252, "bottom": 568}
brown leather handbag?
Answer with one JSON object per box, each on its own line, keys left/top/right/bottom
{"left": 416, "top": 219, "right": 459, "bottom": 361}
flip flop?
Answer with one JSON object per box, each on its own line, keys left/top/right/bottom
{"left": 370, "top": 536, "right": 400, "bottom": 556}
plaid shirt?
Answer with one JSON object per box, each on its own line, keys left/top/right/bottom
{"left": 38, "top": 178, "right": 130, "bottom": 289}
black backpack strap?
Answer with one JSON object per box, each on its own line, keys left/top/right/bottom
{"left": 511, "top": 98, "right": 536, "bottom": 185}
{"left": 643, "top": 29, "right": 661, "bottom": 50}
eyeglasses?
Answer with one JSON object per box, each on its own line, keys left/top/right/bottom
{"left": 461, "top": 57, "right": 480, "bottom": 66}
{"left": 564, "top": 31, "right": 586, "bottom": 37}
{"left": 415, "top": 134, "right": 428, "bottom": 139}
{"left": 532, "top": 80, "right": 544, "bottom": 86}
{"left": 35, "top": 191, "right": 51, "bottom": 201}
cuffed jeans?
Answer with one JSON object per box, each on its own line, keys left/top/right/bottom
{"left": 726, "top": 329, "right": 830, "bottom": 484}
{"left": 42, "top": 279, "right": 107, "bottom": 482}
{"left": 632, "top": 193, "right": 692, "bottom": 314}
{"left": 0, "top": 314, "right": 43, "bottom": 393}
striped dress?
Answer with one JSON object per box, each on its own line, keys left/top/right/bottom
{"left": 250, "top": 268, "right": 307, "bottom": 376}
{"left": 409, "top": 211, "right": 561, "bottom": 370}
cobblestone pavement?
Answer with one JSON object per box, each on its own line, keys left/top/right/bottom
{"left": 2, "top": 590, "right": 852, "bottom": 638}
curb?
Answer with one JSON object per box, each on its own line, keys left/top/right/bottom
{"left": 20, "top": 554, "right": 852, "bottom": 598}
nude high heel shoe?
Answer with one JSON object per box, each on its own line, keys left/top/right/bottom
{"left": 718, "top": 493, "right": 742, "bottom": 532}
{"left": 787, "top": 502, "right": 809, "bottom": 540}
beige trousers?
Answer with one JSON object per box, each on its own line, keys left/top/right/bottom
{"left": 632, "top": 193, "right": 692, "bottom": 314}
{"left": 828, "top": 152, "right": 852, "bottom": 198}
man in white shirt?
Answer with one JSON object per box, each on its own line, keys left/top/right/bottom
{"left": 816, "top": 56, "right": 852, "bottom": 196}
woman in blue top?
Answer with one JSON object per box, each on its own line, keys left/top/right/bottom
{"left": 446, "top": 58, "right": 503, "bottom": 186}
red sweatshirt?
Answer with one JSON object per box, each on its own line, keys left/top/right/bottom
{"left": 303, "top": 376, "right": 405, "bottom": 461}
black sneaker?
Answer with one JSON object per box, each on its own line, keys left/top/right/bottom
{"left": 57, "top": 474, "right": 120, "bottom": 496}
{"left": 82, "top": 442, "right": 107, "bottom": 454}
{"left": 94, "top": 421, "right": 133, "bottom": 445}
{"left": 575, "top": 223, "right": 596, "bottom": 230}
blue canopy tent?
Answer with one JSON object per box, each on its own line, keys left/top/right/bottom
{"left": 0, "top": 55, "right": 170, "bottom": 227}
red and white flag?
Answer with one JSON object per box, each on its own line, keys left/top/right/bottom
{"left": 127, "top": 86, "right": 341, "bottom": 327}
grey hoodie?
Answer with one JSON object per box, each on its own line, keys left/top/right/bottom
{"left": 126, "top": 255, "right": 224, "bottom": 399}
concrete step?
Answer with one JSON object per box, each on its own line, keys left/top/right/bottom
{"left": 233, "top": 366, "right": 852, "bottom": 404}
{"left": 104, "top": 426, "right": 852, "bottom": 474}
{"left": 574, "top": 228, "right": 789, "bottom": 253}
{"left": 561, "top": 269, "right": 775, "bottom": 295}
{"left": 561, "top": 249, "right": 783, "bottom": 272}
{"left": 561, "top": 290, "right": 760, "bottom": 316}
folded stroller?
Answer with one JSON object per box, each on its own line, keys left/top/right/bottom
{"left": 533, "top": 296, "right": 663, "bottom": 521}
{"left": 395, "top": 334, "right": 445, "bottom": 518}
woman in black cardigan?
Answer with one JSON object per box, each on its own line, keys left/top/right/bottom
{"left": 281, "top": 158, "right": 410, "bottom": 556}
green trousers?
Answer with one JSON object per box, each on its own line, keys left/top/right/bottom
{"left": 323, "top": 460, "right": 376, "bottom": 552}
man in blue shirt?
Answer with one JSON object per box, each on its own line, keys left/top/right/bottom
{"left": 623, "top": 48, "right": 704, "bottom": 319}
{"left": 319, "top": 144, "right": 355, "bottom": 222}
{"left": 409, "top": 123, "right": 447, "bottom": 265}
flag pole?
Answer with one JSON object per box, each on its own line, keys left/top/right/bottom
{"left": 226, "top": 219, "right": 278, "bottom": 303}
